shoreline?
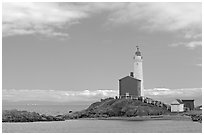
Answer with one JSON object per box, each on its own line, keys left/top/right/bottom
{"left": 2, "top": 115, "right": 192, "bottom": 123}
{"left": 73, "top": 115, "right": 192, "bottom": 121}
{"left": 3, "top": 109, "right": 198, "bottom": 123}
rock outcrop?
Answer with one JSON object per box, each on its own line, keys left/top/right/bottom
{"left": 2, "top": 109, "right": 65, "bottom": 122}
{"left": 64, "top": 98, "right": 170, "bottom": 119}
{"left": 191, "top": 114, "right": 202, "bottom": 123}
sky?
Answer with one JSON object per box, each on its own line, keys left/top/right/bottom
{"left": 2, "top": 2, "right": 202, "bottom": 105}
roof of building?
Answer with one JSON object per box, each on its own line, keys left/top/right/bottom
{"left": 176, "top": 99, "right": 183, "bottom": 104}
{"left": 135, "top": 51, "right": 141, "bottom": 56}
{"left": 171, "top": 99, "right": 184, "bottom": 105}
{"left": 119, "top": 76, "right": 141, "bottom": 81}
{"left": 170, "top": 99, "right": 195, "bottom": 105}
{"left": 181, "top": 99, "right": 194, "bottom": 102}
{"left": 135, "top": 46, "right": 142, "bottom": 56}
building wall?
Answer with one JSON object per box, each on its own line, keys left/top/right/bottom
{"left": 182, "top": 100, "right": 194, "bottom": 110}
{"left": 119, "top": 76, "right": 141, "bottom": 98}
{"left": 171, "top": 104, "right": 184, "bottom": 112}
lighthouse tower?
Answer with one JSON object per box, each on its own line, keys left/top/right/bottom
{"left": 133, "top": 46, "right": 144, "bottom": 96}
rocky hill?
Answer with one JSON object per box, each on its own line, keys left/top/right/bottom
{"left": 64, "top": 98, "right": 170, "bottom": 119}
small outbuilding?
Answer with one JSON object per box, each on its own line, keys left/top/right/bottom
{"left": 181, "top": 100, "right": 194, "bottom": 110}
{"left": 170, "top": 99, "right": 184, "bottom": 112}
{"left": 119, "top": 75, "right": 141, "bottom": 99}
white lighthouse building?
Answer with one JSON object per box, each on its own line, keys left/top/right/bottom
{"left": 133, "top": 46, "right": 144, "bottom": 96}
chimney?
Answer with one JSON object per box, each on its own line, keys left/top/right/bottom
{"left": 130, "top": 72, "right": 134, "bottom": 77}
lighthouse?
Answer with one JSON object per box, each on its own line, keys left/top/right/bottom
{"left": 118, "top": 46, "right": 144, "bottom": 99}
{"left": 133, "top": 46, "right": 144, "bottom": 96}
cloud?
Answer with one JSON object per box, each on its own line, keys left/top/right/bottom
{"left": 3, "top": 3, "right": 201, "bottom": 38}
{"left": 144, "top": 87, "right": 201, "bottom": 96}
{"left": 2, "top": 89, "right": 118, "bottom": 103}
{"left": 2, "top": 2, "right": 88, "bottom": 37}
{"left": 108, "top": 3, "right": 201, "bottom": 33}
{"left": 184, "top": 32, "right": 202, "bottom": 39}
{"left": 196, "top": 64, "right": 202, "bottom": 67}
{"left": 106, "top": 3, "right": 202, "bottom": 50}
{"left": 169, "top": 40, "right": 202, "bottom": 49}
{"left": 2, "top": 2, "right": 124, "bottom": 37}
{"left": 3, "top": 87, "right": 201, "bottom": 105}
{"left": 144, "top": 88, "right": 202, "bottom": 105}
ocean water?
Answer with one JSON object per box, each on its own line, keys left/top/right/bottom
{"left": 2, "top": 104, "right": 202, "bottom": 133}
{"left": 2, "top": 104, "right": 89, "bottom": 115}
{"left": 2, "top": 119, "right": 202, "bottom": 133}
